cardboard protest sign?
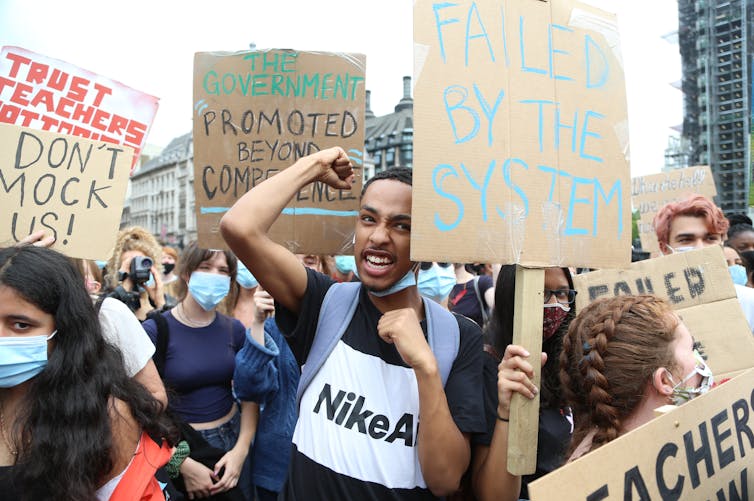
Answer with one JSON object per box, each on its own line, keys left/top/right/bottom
{"left": 632, "top": 165, "right": 717, "bottom": 257}
{"left": 193, "top": 49, "right": 366, "bottom": 253}
{"left": 529, "top": 368, "right": 754, "bottom": 500}
{"left": 412, "top": 0, "right": 630, "bottom": 268}
{"left": 573, "top": 245, "right": 754, "bottom": 379}
{"left": 0, "top": 46, "right": 158, "bottom": 172}
{"left": 0, "top": 123, "right": 132, "bottom": 259}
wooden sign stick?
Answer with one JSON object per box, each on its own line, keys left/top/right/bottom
{"left": 507, "top": 265, "right": 545, "bottom": 475}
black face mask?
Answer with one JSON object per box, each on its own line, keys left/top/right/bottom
{"left": 163, "top": 263, "right": 175, "bottom": 275}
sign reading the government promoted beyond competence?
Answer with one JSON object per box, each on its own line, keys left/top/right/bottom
{"left": 193, "top": 49, "right": 366, "bottom": 253}
{"left": 412, "top": 0, "right": 630, "bottom": 268}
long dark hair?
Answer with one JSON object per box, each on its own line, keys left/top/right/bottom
{"left": 0, "top": 246, "right": 178, "bottom": 501}
{"left": 484, "top": 265, "right": 575, "bottom": 409}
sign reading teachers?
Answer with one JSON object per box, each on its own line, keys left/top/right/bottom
{"left": 0, "top": 123, "right": 132, "bottom": 260}
{"left": 573, "top": 245, "right": 754, "bottom": 380}
{"left": 193, "top": 49, "right": 366, "bottom": 253}
{"left": 528, "top": 368, "right": 754, "bottom": 500}
{"left": 0, "top": 46, "right": 158, "bottom": 172}
{"left": 632, "top": 165, "right": 717, "bottom": 257}
{"left": 412, "top": 0, "right": 630, "bottom": 268}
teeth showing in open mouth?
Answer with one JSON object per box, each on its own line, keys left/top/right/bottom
{"left": 366, "top": 255, "right": 392, "bottom": 268}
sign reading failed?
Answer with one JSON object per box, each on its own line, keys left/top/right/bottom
{"left": 0, "top": 123, "right": 131, "bottom": 259}
{"left": 412, "top": 0, "right": 630, "bottom": 268}
{"left": 0, "top": 46, "right": 158, "bottom": 172}
{"left": 193, "top": 49, "right": 366, "bottom": 253}
{"left": 573, "top": 245, "right": 754, "bottom": 379}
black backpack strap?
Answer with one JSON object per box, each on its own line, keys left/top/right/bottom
{"left": 147, "top": 310, "right": 170, "bottom": 378}
{"left": 472, "top": 276, "right": 489, "bottom": 325}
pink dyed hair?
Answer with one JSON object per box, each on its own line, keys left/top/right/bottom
{"left": 653, "top": 195, "right": 729, "bottom": 249}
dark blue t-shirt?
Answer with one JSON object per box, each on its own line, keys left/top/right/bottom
{"left": 143, "top": 311, "right": 246, "bottom": 423}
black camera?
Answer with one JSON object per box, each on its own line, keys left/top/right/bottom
{"left": 129, "top": 256, "right": 153, "bottom": 285}
{"left": 107, "top": 285, "right": 141, "bottom": 312}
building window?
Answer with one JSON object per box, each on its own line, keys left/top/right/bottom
{"left": 386, "top": 148, "right": 395, "bottom": 167}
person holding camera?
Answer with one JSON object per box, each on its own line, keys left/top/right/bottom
{"left": 104, "top": 227, "right": 167, "bottom": 321}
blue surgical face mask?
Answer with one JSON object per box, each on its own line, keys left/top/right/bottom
{"left": 353, "top": 266, "right": 417, "bottom": 297}
{"left": 236, "top": 261, "right": 258, "bottom": 289}
{"left": 0, "top": 331, "right": 57, "bottom": 388}
{"left": 145, "top": 272, "right": 155, "bottom": 288}
{"left": 418, "top": 263, "right": 456, "bottom": 303}
{"left": 729, "top": 264, "right": 747, "bottom": 286}
{"left": 334, "top": 255, "right": 356, "bottom": 274}
{"left": 188, "top": 272, "right": 230, "bottom": 311}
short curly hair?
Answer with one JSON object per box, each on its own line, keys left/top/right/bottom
{"left": 104, "top": 226, "right": 163, "bottom": 290}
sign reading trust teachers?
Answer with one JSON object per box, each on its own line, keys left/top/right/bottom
{"left": 412, "top": 0, "right": 630, "bottom": 268}
{"left": 0, "top": 46, "right": 158, "bottom": 172}
{"left": 193, "top": 49, "right": 366, "bottom": 253}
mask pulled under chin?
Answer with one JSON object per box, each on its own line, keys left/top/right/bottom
{"left": 542, "top": 303, "right": 570, "bottom": 341}
{"left": 669, "top": 350, "right": 714, "bottom": 406}
{"left": 353, "top": 266, "right": 417, "bottom": 297}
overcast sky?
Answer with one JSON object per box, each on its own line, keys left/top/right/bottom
{"left": 0, "top": 0, "right": 682, "bottom": 177}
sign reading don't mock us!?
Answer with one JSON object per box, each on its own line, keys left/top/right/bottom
{"left": 412, "top": 0, "right": 630, "bottom": 268}
{"left": 193, "top": 49, "right": 366, "bottom": 253}
{"left": 0, "top": 123, "right": 132, "bottom": 260}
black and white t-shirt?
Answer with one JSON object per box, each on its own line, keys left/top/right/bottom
{"left": 276, "top": 269, "right": 485, "bottom": 500}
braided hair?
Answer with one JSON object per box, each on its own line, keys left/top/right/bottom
{"left": 559, "top": 295, "right": 679, "bottom": 456}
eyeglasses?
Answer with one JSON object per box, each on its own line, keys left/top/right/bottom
{"left": 543, "top": 289, "right": 577, "bottom": 304}
{"left": 419, "top": 262, "right": 451, "bottom": 271}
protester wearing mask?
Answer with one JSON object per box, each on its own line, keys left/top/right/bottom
{"left": 723, "top": 245, "right": 748, "bottom": 286}
{"left": 654, "top": 195, "right": 754, "bottom": 332}
{"left": 559, "top": 295, "right": 713, "bottom": 461}
{"left": 472, "top": 266, "right": 576, "bottom": 501}
{"left": 417, "top": 262, "right": 457, "bottom": 306}
{"left": 162, "top": 246, "right": 180, "bottom": 307}
{"left": 226, "top": 259, "right": 259, "bottom": 325}
{"left": 142, "top": 242, "right": 257, "bottom": 500}
{"left": 0, "top": 246, "right": 177, "bottom": 500}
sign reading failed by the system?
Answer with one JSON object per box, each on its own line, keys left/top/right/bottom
{"left": 412, "top": 0, "right": 631, "bottom": 268}
{"left": 0, "top": 123, "right": 131, "bottom": 260}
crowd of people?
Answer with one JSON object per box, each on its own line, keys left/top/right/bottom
{"left": 0, "top": 147, "right": 740, "bottom": 500}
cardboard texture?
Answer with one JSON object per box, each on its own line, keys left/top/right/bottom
{"left": 412, "top": 0, "right": 630, "bottom": 268}
{"left": 632, "top": 165, "right": 717, "bottom": 257}
{"left": 0, "top": 123, "right": 132, "bottom": 259}
{"left": 528, "top": 368, "right": 754, "bottom": 500}
{"left": 192, "top": 50, "right": 366, "bottom": 253}
{"left": 573, "top": 245, "right": 754, "bottom": 379}
{"left": 508, "top": 266, "right": 545, "bottom": 475}
{"left": 0, "top": 46, "right": 158, "bottom": 172}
